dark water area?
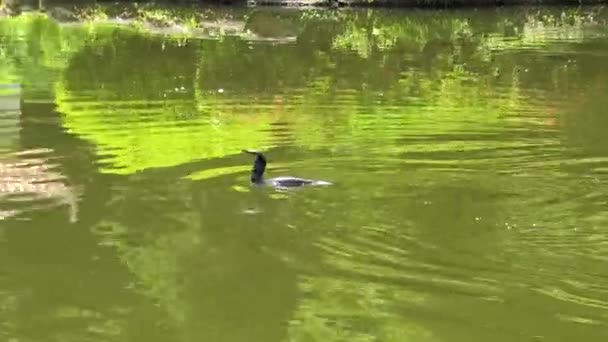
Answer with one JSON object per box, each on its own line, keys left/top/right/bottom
{"left": 1, "top": 4, "right": 608, "bottom": 341}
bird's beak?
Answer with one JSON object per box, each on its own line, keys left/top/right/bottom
{"left": 242, "top": 149, "right": 260, "bottom": 155}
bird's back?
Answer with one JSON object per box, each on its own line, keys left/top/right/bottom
{"left": 268, "top": 176, "right": 331, "bottom": 188}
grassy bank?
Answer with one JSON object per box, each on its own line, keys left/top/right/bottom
{"left": 251, "top": 0, "right": 608, "bottom": 7}
{"left": 2, "top": 0, "right": 608, "bottom": 12}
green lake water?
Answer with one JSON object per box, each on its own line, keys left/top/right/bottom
{"left": 1, "top": 4, "right": 608, "bottom": 341}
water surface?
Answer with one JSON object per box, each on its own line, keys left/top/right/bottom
{"left": 1, "top": 4, "right": 608, "bottom": 341}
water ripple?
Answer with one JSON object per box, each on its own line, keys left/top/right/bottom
{"left": 0, "top": 149, "right": 78, "bottom": 222}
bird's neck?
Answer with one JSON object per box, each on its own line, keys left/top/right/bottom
{"left": 250, "top": 155, "right": 266, "bottom": 184}
{"left": 250, "top": 164, "right": 265, "bottom": 184}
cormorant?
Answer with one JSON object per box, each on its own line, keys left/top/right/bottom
{"left": 242, "top": 150, "right": 331, "bottom": 188}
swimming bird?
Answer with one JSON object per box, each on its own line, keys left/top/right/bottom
{"left": 242, "top": 149, "right": 331, "bottom": 188}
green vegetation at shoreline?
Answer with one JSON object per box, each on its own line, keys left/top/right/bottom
{"left": 251, "top": 0, "right": 608, "bottom": 8}
{"left": 2, "top": 0, "right": 608, "bottom": 15}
